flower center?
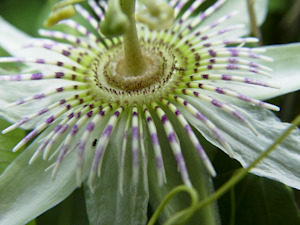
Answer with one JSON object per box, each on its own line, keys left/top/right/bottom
{"left": 94, "top": 38, "right": 186, "bottom": 96}
{"left": 104, "top": 50, "right": 161, "bottom": 90}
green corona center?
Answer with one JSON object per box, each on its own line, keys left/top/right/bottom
{"left": 96, "top": 41, "right": 184, "bottom": 93}
{"left": 93, "top": 0, "right": 179, "bottom": 94}
{"left": 103, "top": 49, "right": 163, "bottom": 90}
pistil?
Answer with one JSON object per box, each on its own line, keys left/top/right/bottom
{"left": 120, "top": 0, "right": 147, "bottom": 77}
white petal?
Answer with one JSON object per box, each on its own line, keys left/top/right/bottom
{"left": 0, "top": 120, "right": 87, "bottom": 225}
{"left": 0, "top": 79, "right": 77, "bottom": 130}
{"left": 199, "top": 0, "right": 269, "bottom": 40}
{"left": 0, "top": 17, "right": 79, "bottom": 68}
{"left": 180, "top": 95, "right": 300, "bottom": 190}
{"left": 84, "top": 111, "right": 149, "bottom": 225}
{"left": 236, "top": 43, "right": 300, "bottom": 100}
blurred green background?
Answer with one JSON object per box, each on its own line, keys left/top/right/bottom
{"left": 0, "top": 0, "right": 299, "bottom": 224}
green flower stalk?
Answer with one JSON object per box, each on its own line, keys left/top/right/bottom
{"left": 1, "top": 0, "right": 300, "bottom": 224}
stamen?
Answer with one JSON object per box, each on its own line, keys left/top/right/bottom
{"left": 119, "top": 110, "right": 132, "bottom": 195}
{"left": 160, "top": 98, "right": 216, "bottom": 177}
{"left": 151, "top": 102, "right": 192, "bottom": 187}
{"left": 174, "top": 88, "right": 258, "bottom": 136}
{"left": 38, "top": 29, "right": 101, "bottom": 56}
{"left": 5, "top": 84, "right": 90, "bottom": 108}
{"left": 58, "top": 20, "right": 106, "bottom": 48}
{"left": 131, "top": 105, "right": 139, "bottom": 184}
{"left": 185, "top": 64, "right": 272, "bottom": 77}
{"left": 168, "top": 94, "right": 234, "bottom": 157}
{"left": 180, "top": 82, "right": 280, "bottom": 111}
{"left": 143, "top": 105, "right": 166, "bottom": 186}
{"left": 75, "top": 104, "right": 115, "bottom": 186}
{"left": 180, "top": 74, "right": 279, "bottom": 89}
{"left": 88, "top": 106, "right": 124, "bottom": 193}
{"left": 186, "top": 57, "right": 273, "bottom": 72}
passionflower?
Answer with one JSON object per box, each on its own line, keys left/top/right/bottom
{"left": 1, "top": 0, "right": 300, "bottom": 224}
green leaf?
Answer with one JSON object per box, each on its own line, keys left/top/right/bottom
{"left": 213, "top": 151, "right": 300, "bottom": 225}
{"left": 234, "top": 174, "right": 300, "bottom": 225}
{"left": 0, "top": 119, "right": 26, "bottom": 174}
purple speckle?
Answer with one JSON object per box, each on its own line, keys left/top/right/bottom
{"left": 168, "top": 132, "right": 177, "bottom": 143}
{"left": 10, "top": 75, "right": 22, "bottom": 81}
{"left": 211, "top": 99, "right": 223, "bottom": 108}
{"left": 196, "top": 112, "right": 207, "bottom": 122}
{"left": 222, "top": 75, "right": 232, "bottom": 80}
{"left": 210, "top": 21, "right": 218, "bottom": 28}
{"left": 228, "top": 58, "right": 238, "bottom": 64}
{"left": 53, "top": 124, "right": 62, "bottom": 132}
{"left": 31, "top": 73, "right": 43, "bottom": 80}
{"left": 44, "top": 44, "right": 52, "bottom": 49}
{"left": 36, "top": 59, "right": 45, "bottom": 63}
{"left": 24, "top": 130, "right": 38, "bottom": 142}
{"left": 46, "top": 115, "right": 54, "bottom": 124}
{"left": 250, "top": 53, "right": 259, "bottom": 59}
{"left": 151, "top": 133, "right": 159, "bottom": 145}
{"left": 55, "top": 72, "right": 64, "bottom": 78}
{"left": 216, "top": 87, "right": 225, "bottom": 94}
{"left": 71, "top": 125, "right": 79, "bottom": 136}
{"left": 33, "top": 93, "right": 45, "bottom": 99}
{"left": 230, "top": 51, "right": 239, "bottom": 57}
{"left": 18, "top": 117, "right": 29, "bottom": 126}
{"left": 237, "top": 94, "right": 251, "bottom": 102}
{"left": 60, "top": 99, "right": 66, "bottom": 104}
{"left": 185, "top": 124, "right": 192, "bottom": 134}
{"left": 227, "top": 65, "right": 239, "bottom": 70}
{"left": 132, "top": 126, "right": 139, "bottom": 139}
{"left": 103, "top": 125, "right": 113, "bottom": 136}
{"left": 60, "top": 124, "right": 69, "bottom": 134}
{"left": 175, "top": 153, "right": 185, "bottom": 170}
{"left": 87, "top": 111, "right": 93, "bottom": 117}
{"left": 38, "top": 108, "right": 48, "bottom": 115}
{"left": 62, "top": 50, "right": 71, "bottom": 56}
{"left": 249, "top": 62, "right": 258, "bottom": 68}
{"left": 175, "top": 109, "right": 180, "bottom": 116}
{"left": 156, "top": 157, "right": 163, "bottom": 169}
{"left": 17, "top": 99, "right": 25, "bottom": 105}
{"left": 87, "top": 122, "right": 95, "bottom": 132}
{"left": 57, "top": 61, "right": 63, "bottom": 66}
{"left": 209, "top": 50, "right": 217, "bottom": 57}
{"left": 232, "top": 110, "right": 246, "bottom": 122}
{"left": 249, "top": 69, "right": 258, "bottom": 74}
{"left": 161, "top": 115, "right": 168, "bottom": 124}
{"left": 56, "top": 87, "right": 64, "bottom": 92}
{"left": 199, "top": 13, "right": 206, "bottom": 20}
{"left": 193, "top": 91, "right": 199, "bottom": 97}
{"left": 147, "top": 116, "right": 152, "bottom": 123}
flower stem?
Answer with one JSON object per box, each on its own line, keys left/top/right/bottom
{"left": 246, "top": 0, "right": 262, "bottom": 46}
{"left": 166, "top": 113, "right": 300, "bottom": 223}
{"left": 120, "top": 0, "right": 147, "bottom": 76}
